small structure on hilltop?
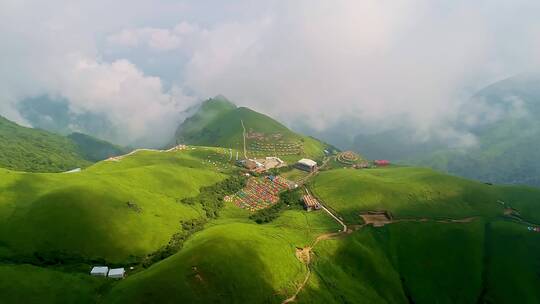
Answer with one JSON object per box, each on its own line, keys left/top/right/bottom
{"left": 359, "top": 211, "right": 393, "bottom": 227}
{"left": 302, "top": 194, "right": 321, "bottom": 211}
{"left": 108, "top": 268, "right": 125, "bottom": 279}
{"left": 90, "top": 266, "right": 109, "bottom": 277}
{"left": 295, "top": 158, "right": 318, "bottom": 172}
{"left": 374, "top": 160, "right": 390, "bottom": 167}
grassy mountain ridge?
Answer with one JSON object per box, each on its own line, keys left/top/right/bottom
{"left": 2, "top": 96, "right": 540, "bottom": 303}
{"left": 0, "top": 115, "right": 126, "bottom": 172}
{"left": 304, "top": 167, "right": 540, "bottom": 303}
{"left": 0, "top": 148, "right": 539, "bottom": 302}
{"left": 0, "top": 115, "right": 91, "bottom": 172}
{"left": 175, "top": 97, "right": 329, "bottom": 161}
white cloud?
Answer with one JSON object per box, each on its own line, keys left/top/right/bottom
{"left": 2, "top": 0, "right": 540, "bottom": 148}
{"left": 51, "top": 56, "right": 194, "bottom": 146}
{"left": 107, "top": 22, "right": 204, "bottom": 52}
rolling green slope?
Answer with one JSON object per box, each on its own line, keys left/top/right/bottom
{"left": 301, "top": 220, "right": 540, "bottom": 304}
{"left": 0, "top": 115, "right": 126, "bottom": 172}
{"left": 175, "top": 97, "right": 328, "bottom": 161}
{"left": 0, "top": 155, "right": 539, "bottom": 303}
{"left": 104, "top": 206, "right": 339, "bottom": 303}
{"left": 0, "top": 115, "right": 91, "bottom": 172}
{"left": 304, "top": 166, "right": 540, "bottom": 303}
{"left": 0, "top": 149, "right": 227, "bottom": 263}
{"left": 311, "top": 167, "right": 540, "bottom": 224}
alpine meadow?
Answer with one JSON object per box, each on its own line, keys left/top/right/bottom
{"left": 1, "top": 1, "right": 540, "bottom": 304}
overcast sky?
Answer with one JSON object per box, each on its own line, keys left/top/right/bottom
{"left": 1, "top": 0, "right": 540, "bottom": 146}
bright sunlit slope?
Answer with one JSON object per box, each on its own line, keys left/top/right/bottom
{"left": 0, "top": 148, "right": 228, "bottom": 263}
{"left": 303, "top": 166, "right": 540, "bottom": 303}
{"left": 105, "top": 203, "right": 339, "bottom": 303}
{"left": 311, "top": 166, "right": 540, "bottom": 224}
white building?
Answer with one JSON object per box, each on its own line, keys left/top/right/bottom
{"left": 295, "top": 158, "right": 318, "bottom": 172}
{"left": 90, "top": 266, "right": 109, "bottom": 277}
{"left": 108, "top": 268, "right": 125, "bottom": 279}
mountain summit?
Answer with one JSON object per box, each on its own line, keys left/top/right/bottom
{"left": 174, "top": 96, "right": 329, "bottom": 161}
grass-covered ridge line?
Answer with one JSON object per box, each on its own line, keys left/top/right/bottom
{"left": 0, "top": 115, "right": 91, "bottom": 172}
{"left": 0, "top": 115, "right": 126, "bottom": 172}
{"left": 175, "top": 97, "right": 329, "bottom": 161}
{"left": 311, "top": 166, "right": 540, "bottom": 224}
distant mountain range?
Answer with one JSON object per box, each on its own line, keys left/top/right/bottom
{"left": 7, "top": 73, "right": 540, "bottom": 187}
{"left": 298, "top": 74, "right": 540, "bottom": 187}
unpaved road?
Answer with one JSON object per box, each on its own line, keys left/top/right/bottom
{"left": 282, "top": 189, "right": 348, "bottom": 304}
{"left": 105, "top": 145, "right": 185, "bottom": 162}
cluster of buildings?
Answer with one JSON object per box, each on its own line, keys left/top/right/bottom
{"left": 90, "top": 266, "right": 125, "bottom": 279}
{"left": 237, "top": 156, "right": 286, "bottom": 172}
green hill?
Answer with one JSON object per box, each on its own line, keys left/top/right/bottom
{"left": 175, "top": 96, "right": 329, "bottom": 161}
{"left": 311, "top": 166, "right": 540, "bottom": 224}
{"left": 2, "top": 107, "right": 540, "bottom": 303}
{"left": 302, "top": 166, "right": 540, "bottom": 303}
{"left": 0, "top": 148, "right": 229, "bottom": 264}
{"left": 0, "top": 115, "right": 126, "bottom": 172}
{"left": 0, "top": 147, "right": 540, "bottom": 303}
{"left": 68, "top": 132, "right": 128, "bottom": 162}
{"left": 300, "top": 219, "right": 540, "bottom": 303}
{"left": 106, "top": 210, "right": 338, "bottom": 303}
{"left": 0, "top": 115, "right": 91, "bottom": 172}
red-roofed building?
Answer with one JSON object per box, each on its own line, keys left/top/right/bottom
{"left": 374, "top": 160, "right": 390, "bottom": 166}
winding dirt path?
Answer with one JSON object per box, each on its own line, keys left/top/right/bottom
{"left": 105, "top": 145, "right": 186, "bottom": 162}
{"left": 282, "top": 190, "right": 349, "bottom": 304}
{"left": 282, "top": 231, "right": 346, "bottom": 304}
